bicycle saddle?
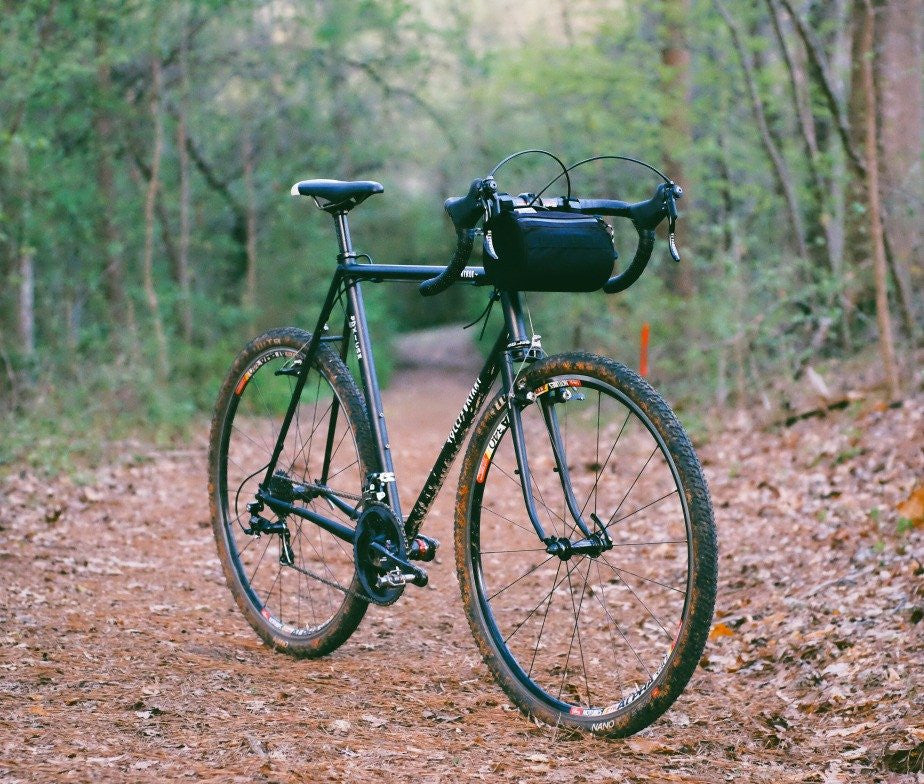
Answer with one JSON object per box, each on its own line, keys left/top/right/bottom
{"left": 290, "top": 179, "right": 384, "bottom": 212}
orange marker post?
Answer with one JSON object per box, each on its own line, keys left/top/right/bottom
{"left": 639, "top": 322, "right": 650, "bottom": 378}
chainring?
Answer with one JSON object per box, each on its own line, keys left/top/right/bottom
{"left": 353, "top": 504, "right": 407, "bottom": 606}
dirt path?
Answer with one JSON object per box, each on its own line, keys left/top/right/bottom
{"left": 1, "top": 372, "right": 921, "bottom": 783}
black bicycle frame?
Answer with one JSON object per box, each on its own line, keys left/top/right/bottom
{"left": 256, "top": 209, "right": 578, "bottom": 548}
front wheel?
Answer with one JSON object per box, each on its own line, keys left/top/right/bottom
{"left": 455, "top": 353, "right": 717, "bottom": 736}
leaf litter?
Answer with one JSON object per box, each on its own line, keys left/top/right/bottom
{"left": 0, "top": 371, "right": 920, "bottom": 782}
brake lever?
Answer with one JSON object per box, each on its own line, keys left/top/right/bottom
{"left": 666, "top": 183, "right": 682, "bottom": 263}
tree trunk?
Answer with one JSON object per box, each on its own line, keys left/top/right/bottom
{"left": 767, "top": 0, "right": 854, "bottom": 346}
{"left": 659, "top": 0, "right": 695, "bottom": 298}
{"left": 860, "top": 0, "right": 900, "bottom": 399}
{"left": 714, "top": 0, "right": 809, "bottom": 262}
{"left": 142, "top": 55, "right": 170, "bottom": 377}
{"left": 176, "top": 11, "right": 194, "bottom": 342}
{"left": 876, "top": 0, "right": 922, "bottom": 341}
{"left": 93, "top": 24, "right": 135, "bottom": 343}
{"left": 17, "top": 247, "right": 35, "bottom": 357}
{"left": 242, "top": 133, "right": 258, "bottom": 309}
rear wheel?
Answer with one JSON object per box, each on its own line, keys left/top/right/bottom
{"left": 455, "top": 353, "right": 717, "bottom": 735}
{"left": 208, "top": 327, "right": 376, "bottom": 657}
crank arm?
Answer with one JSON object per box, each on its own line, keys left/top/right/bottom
{"left": 368, "top": 541, "right": 429, "bottom": 587}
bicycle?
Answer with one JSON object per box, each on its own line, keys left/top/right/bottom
{"left": 208, "top": 150, "right": 718, "bottom": 737}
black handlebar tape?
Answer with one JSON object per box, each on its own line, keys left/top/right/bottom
{"left": 602, "top": 229, "right": 656, "bottom": 294}
{"left": 444, "top": 179, "right": 485, "bottom": 230}
{"left": 419, "top": 229, "right": 476, "bottom": 297}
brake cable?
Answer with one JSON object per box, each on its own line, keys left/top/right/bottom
{"left": 489, "top": 149, "right": 573, "bottom": 200}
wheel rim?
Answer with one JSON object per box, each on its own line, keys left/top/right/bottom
{"left": 469, "top": 373, "right": 693, "bottom": 718}
{"left": 217, "top": 346, "right": 364, "bottom": 637}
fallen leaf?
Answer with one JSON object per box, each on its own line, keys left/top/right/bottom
{"left": 708, "top": 623, "right": 734, "bottom": 640}
{"left": 626, "top": 737, "right": 672, "bottom": 754}
{"left": 896, "top": 484, "right": 924, "bottom": 526}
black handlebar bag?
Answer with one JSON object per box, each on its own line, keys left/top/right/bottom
{"left": 482, "top": 210, "right": 616, "bottom": 292}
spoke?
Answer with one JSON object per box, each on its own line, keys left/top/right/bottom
{"left": 597, "top": 554, "right": 686, "bottom": 595}
{"left": 231, "top": 423, "right": 276, "bottom": 456}
{"left": 325, "top": 426, "right": 352, "bottom": 478}
{"left": 286, "top": 377, "right": 306, "bottom": 477}
{"left": 605, "top": 445, "right": 658, "bottom": 527}
{"left": 248, "top": 534, "right": 273, "bottom": 586}
{"left": 528, "top": 459, "right": 562, "bottom": 539}
{"left": 593, "top": 391, "right": 601, "bottom": 515}
{"left": 305, "top": 532, "right": 349, "bottom": 595}
{"left": 556, "top": 559, "right": 589, "bottom": 702}
{"left": 250, "top": 374, "right": 283, "bottom": 455}
{"left": 571, "top": 558, "right": 593, "bottom": 706}
{"left": 527, "top": 559, "right": 579, "bottom": 678}
{"left": 478, "top": 547, "right": 548, "bottom": 555}
{"left": 237, "top": 533, "right": 257, "bottom": 556}
{"left": 580, "top": 409, "right": 632, "bottom": 516}
{"left": 600, "top": 557, "right": 673, "bottom": 641}
{"left": 592, "top": 560, "right": 624, "bottom": 682}
{"left": 481, "top": 505, "right": 541, "bottom": 539}
{"left": 592, "top": 559, "right": 651, "bottom": 679}
{"left": 287, "top": 397, "right": 334, "bottom": 479}
{"left": 487, "top": 556, "right": 555, "bottom": 602}
{"left": 303, "top": 498, "right": 355, "bottom": 561}
{"left": 503, "top": 558, "right": 575, "bottom": 645}
{"left": 493, "top": 461, "right": 567, "bottom": 529}
{"left": 263, "top": 554, "right": 283, "bottom": 610}
{"left": 606, "top": 489, "right": 679, "bottom": 530}
{"left": 326, "top": 458, "right": 359, "bottom": 483}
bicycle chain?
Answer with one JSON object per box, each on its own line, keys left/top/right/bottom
{"left": 301, "top": 481, "right": 364, "bottom": 503}
{"left": 280, "top": 560, "right": 373, "bottom": 603}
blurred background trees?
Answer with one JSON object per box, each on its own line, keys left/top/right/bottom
{"left": 1, "top": 0, "right": 920, "bottom": 469}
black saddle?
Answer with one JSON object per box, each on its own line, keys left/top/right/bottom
{"left": 290, "top": 179, "right": 384, "bottom": 212}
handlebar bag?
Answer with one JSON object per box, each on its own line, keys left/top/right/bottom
{"left": 482, "top": 210, "right": 616, "bottom": 292}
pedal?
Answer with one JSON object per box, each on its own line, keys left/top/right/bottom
{"left": 375, "top": 566, "right": 428, "bottom": 590}
{"left": 408, "top": 535, "right": 440, "bottom": 562}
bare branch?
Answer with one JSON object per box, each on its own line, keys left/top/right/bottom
{"left": 777, "top": 0, "right": 867, "bottom": 176}
{"left": 713, "top": 0, "right": 809, "bottom": 259}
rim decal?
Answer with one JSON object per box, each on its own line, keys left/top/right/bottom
{"left": 532, "top": 378, "right": 582, "bottom": 396}
{"left": 477, "top": 415, "right": 509, "bottom": 483}
{"left": 235, "top": 349, "right": 296, "bottom": 396}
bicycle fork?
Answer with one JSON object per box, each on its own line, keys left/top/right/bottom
{"left": 497, "top": 293, "right": 612, "bottom": 560}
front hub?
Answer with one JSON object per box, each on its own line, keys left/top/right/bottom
{"left": 545, "top": 530, "right": 612, "bottom": 560}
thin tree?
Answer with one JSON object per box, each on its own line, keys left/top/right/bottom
{"left": 660, "top": 0, "right": 695, "bottom": 297}
{"left": 94, "top": 15, "right": 136, "bottom": 345}
{"left": 175, "top": 4, "right": 194, "bottom": 342}
{"left": 714, "top": 0, "right": 809, "bottom": 262}
{"left": 142, "top": 52, "right": 170, "bottom": 377}
{"left": 859, "top": 0, "right": 900, "bottom": 399}
{"left": 241, "top": 132, "right": 258, "bottom": 309}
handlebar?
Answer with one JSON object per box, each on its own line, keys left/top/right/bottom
{"left": 419, "top": 177, "right": 682, "bottom": 296}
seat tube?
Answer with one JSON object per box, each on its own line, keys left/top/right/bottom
{"left": 335, "top": 213, "right": 401, "bottom": 518}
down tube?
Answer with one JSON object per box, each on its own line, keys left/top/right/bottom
{"left": 404, "top": 331, "right": 506, "bottom": 539}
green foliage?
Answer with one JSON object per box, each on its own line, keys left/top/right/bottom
{"left": 0, "top": 0, "right": 914, "bottom": 475}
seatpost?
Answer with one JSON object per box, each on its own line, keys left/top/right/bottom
{"left": 334, "top": 212, "right": 356, "bottom": 262}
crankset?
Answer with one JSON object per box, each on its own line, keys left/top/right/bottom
{"left": 354, "top": 504, "right": 427, "bottom": 606}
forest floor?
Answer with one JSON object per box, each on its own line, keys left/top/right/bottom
{"left": 0, "top": 368, "right": 921, "bottom": 783}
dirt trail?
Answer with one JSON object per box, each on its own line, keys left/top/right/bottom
{"left": 1, "top": 371, "right": 921, "bottom": 783}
